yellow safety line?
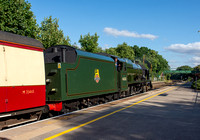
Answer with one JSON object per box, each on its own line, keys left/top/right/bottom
{"left": 45, "top": 87, "right": 176, "bottom": 140}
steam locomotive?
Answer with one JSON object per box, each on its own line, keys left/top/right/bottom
{"left": 0, "top": 31, "right": 151, "bottom": 129}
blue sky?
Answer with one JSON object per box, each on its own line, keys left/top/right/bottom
{"left": 28, "top": 0, "right": 200, "bottom": 69}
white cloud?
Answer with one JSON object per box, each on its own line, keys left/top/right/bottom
{"left": 165, "top": 42, "right": 200, "bottom": 68}
{"left": 103, "top": 27, "right": 158, "bottom": 40}
{"left": 165, "top": 42, "right": 200, "bottom": 55}
{"left": 192, "top": 56, "right": 200, "bottom": 61}
{"left": 190, "top": 56, "right": 200, "bottom": 66}
{"left": 194, "top": 63, "right": 200, "bottom": 66}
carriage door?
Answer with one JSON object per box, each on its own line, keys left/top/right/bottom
{"left": 0, "top": 45, "right": 7, "bottom": 113}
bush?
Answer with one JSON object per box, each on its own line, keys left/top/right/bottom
{"left": 191, "top": 79, "right": 200, "bottom": 89}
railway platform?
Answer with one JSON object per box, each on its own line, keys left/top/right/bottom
{"left": 0, "top": 83, "right": 200, "bottom": 140}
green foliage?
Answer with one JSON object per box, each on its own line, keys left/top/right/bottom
{"left": 193, "top": 65, "right": 200, "bottom": 72}
{"left": 116, "top": 42, "right": 135, "bottom": 61}
{"left": 105, "top": 42, "right": 135, "bottom": 60}
{"left": 191, "top": 79, "right": 200, "bottom": 89}
{"left": 132, "top": 46, "right": 169, "bottom": 76}
{"left": 176, "top": 65, "right": 193, "bottom": 71}
{"left": 0, "top": 0, "right": 38, "bottom": 38}
{"left": 96, "top": 46, "right": 104, "bottom": 53}
{"left": 132, "top": 45, "right": 142, "bottom": 59}
{"left": 79, "top": 33, "right": 100, "bottom": 53}
{"left": 105, "top": 47, "right": 118, "bottom": 56}
{"left": 169, "top": 65, "right": 193, "bottom": 80}
{"left": 105, "top": 43, "right": 169, "bottom": 77}
{"left": 38, "top": 16, "right": 71, "bottom": 49}
{"left": 187, "top": 77, "right": 193, "bottom": 82}
{"left": 165, "top": 73, "right": 171, "bottom": 80}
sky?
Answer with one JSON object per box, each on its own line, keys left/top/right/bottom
{"left": 28, "top": 0, "right": 200, "bottom": 69}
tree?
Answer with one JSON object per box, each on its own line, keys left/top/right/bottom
{"left": 116, "top": 42, "right": 135, "bottom": 61}
{"left": 96, "top": 46, "right": 104, "bottom": 53}
{"left": 191, "top": 65, "right": 200, "bottom": 89}
{"left": 176, "top": 65, "right": 193, "bottom": 71}
{"left": 132, "top": 45, "right": 170, "bottom": 77}
{"left": 192, "top": 79, "right": 200, "bottom": 89}
{"left": 0, "top": 0, "right": 38, "bottom": 38}
{"left": 105, "top": 47, "right": 118, "bottom": 56}
{"left": 106, "top": 43, "right": 135, "bottom": 60}
{"left": 157, "top": 54, "right": 169, "bottom": 72}
{"left": 79, "top": 33, "right": 100, "bottom": 53}
{"left": 132, "top": 45, "right": 142, "bottom": 59}
{"left": 194, "top": 65, "right": 200, "bottom": 71}
{"left": 38, "top": 16, "right": 70, "bottom": 48}
{"left": 140, "top": 47, "right": 150, "bottom": 56}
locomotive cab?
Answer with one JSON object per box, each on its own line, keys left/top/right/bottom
{"left": 112, "top": 57, "right": 128, "bottom": 92}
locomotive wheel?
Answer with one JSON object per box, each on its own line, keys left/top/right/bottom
{"left": 127, "top": 87, "right": 131, "bottom": 95}
{"left": 145, "top": 85, "right": 148, "bottom": 91}
{"left": 130, "top": 86, "right": 136, "bottom": 95}
{"left": 104, "top": 99, "right": 109, "bottom": 103}
{"left": 87, "top": 101, "right": 93, "bottom": 107}
{"left": 122, "top": 91, "right": 126, "bottom": 97}
{"left": 113, "top": 93, "right": 119, "bottom": 100}
{"left": 105, "top": 94, "right": 113, "bottom": 102}
{"left": 90, "top": 97, "right": 99, "bottom": 105}
{"left": 141, "top": 86, "right": 144, "bottom": 93}
{"left": 80, "top": 99, "right": 88, "bottom": 108}
{"left": 141, "top": 85, "right": 147, "bottom": 93}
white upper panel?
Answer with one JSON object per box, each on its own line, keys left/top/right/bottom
{"left": 0, "top": 45, "right": 45, "bottom": 86}
{"left": 0, "top": 46, "right": 6, "bottom": 86}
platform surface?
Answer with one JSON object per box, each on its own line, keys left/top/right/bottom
{"left": 0, "top": 83, "right": 200, "bottom": 140}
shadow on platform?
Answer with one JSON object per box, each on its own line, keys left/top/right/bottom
{"left": 42, "top": 83, "right": 200, "bottom": 140}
